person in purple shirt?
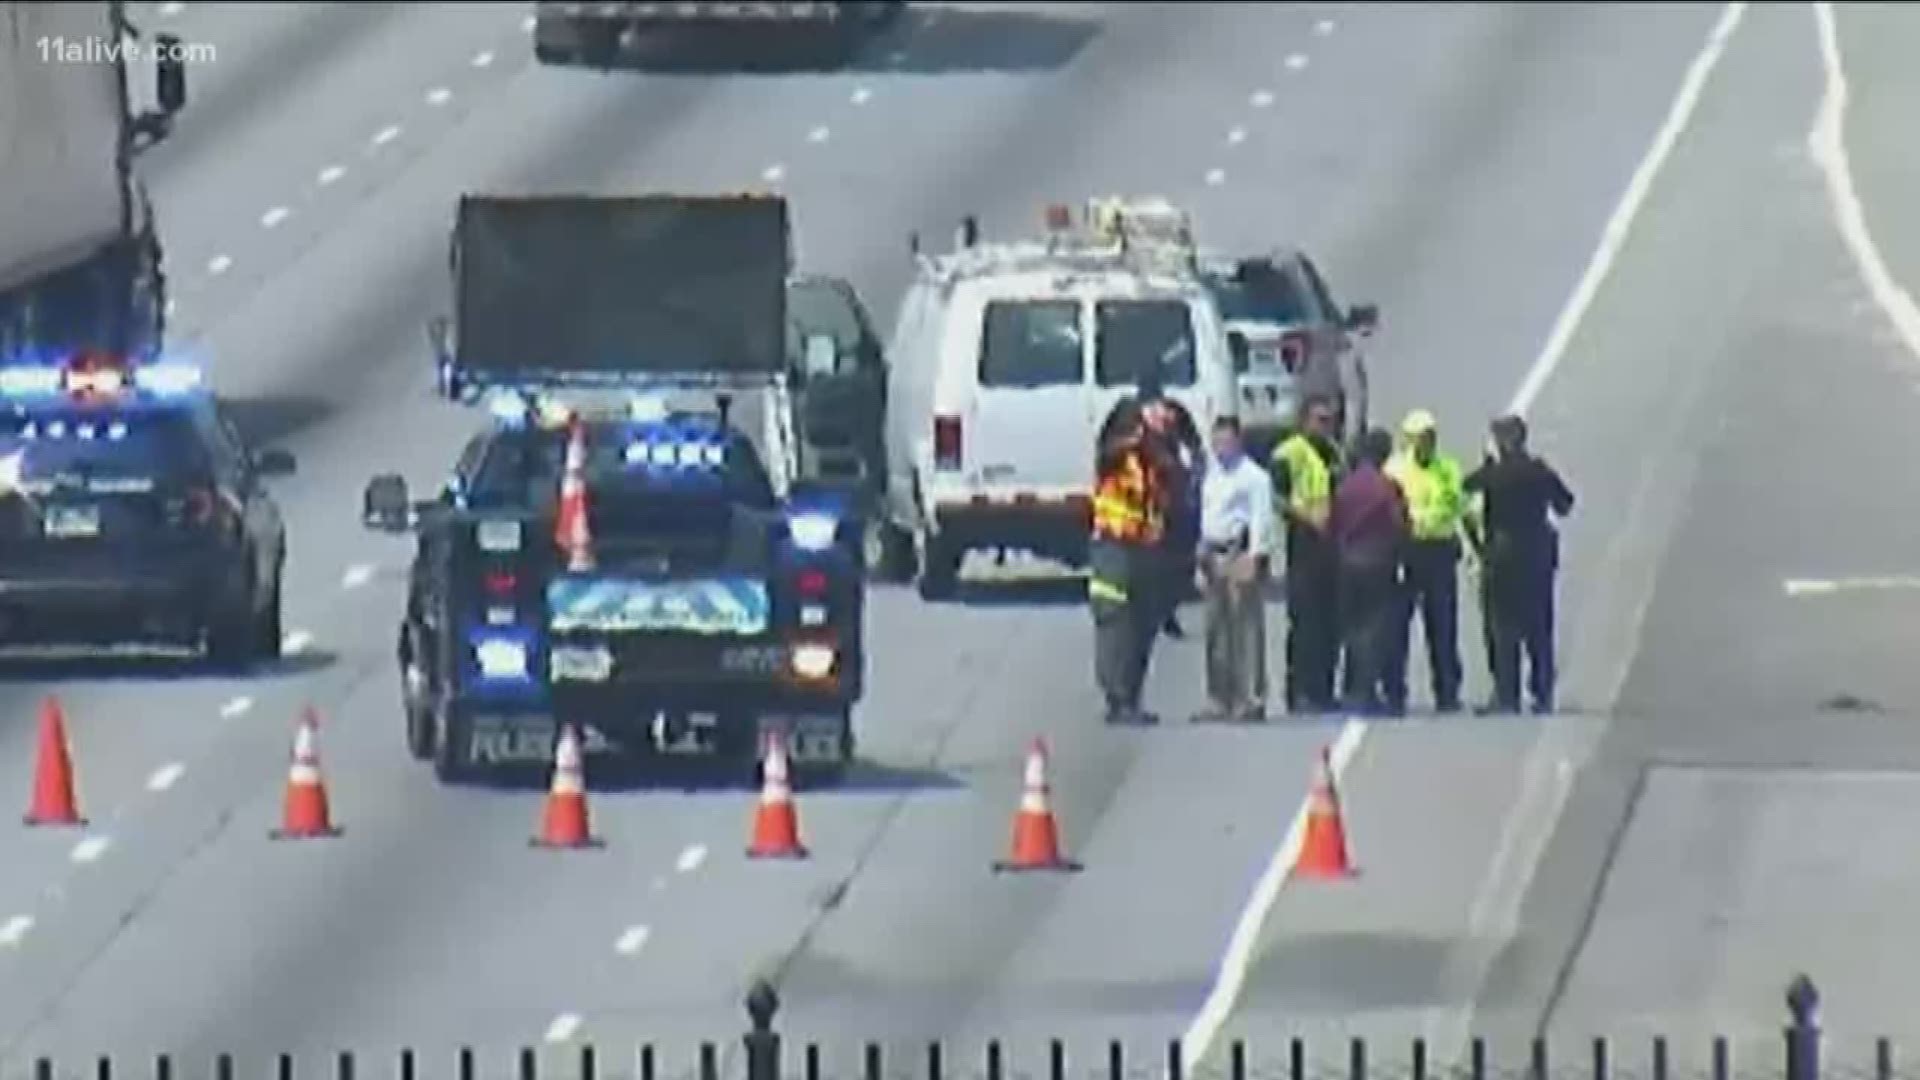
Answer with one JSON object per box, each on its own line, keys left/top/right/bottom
{"left": 1330, "top": 427, "right": 1410, "bottom": 716}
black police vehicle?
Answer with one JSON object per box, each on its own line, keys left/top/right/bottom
{"left": 362, "top": 191, "right": 866, "bottom": 784}
{"left": 0, "top": 353, "right": 293, "bottom": 664}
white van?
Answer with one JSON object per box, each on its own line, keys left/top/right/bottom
{"left": 874, "top": 200, "right": 1239, "bottom": 600}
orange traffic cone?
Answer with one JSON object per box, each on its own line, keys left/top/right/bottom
{"left": 271, "top": 707, "right": 340, "bottom": 840}
{"left": 993, "top": 739, "right": 1080, "bottom": 872}
{"left": 553, "top": 419, "right": 595, "bottom": 572}
{"left": 1293, "top": 745, "right": 1356, "bottom": 880}
{"left": 746, "top": 731, "right": 807, "bottom": 859}
{"left": 23, "top": 696, "right": 84, "bottom": 827}
{"left": 533, "top": 724, "right": 600, "bottom": 849}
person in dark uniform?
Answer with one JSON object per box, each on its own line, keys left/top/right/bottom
{"left": 1139, "top": 372, "right": 1204, "bottom": 639}
{"left": 1463, "top": 415, "right": 1574, "bottom": 715}
{"left": 1329, "top": 427, "right": 1409, "bottom": 716}
{"left": 1270, "top": 394, "right": 1345, "bottom": 713}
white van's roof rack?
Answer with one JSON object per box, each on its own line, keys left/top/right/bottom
{"left": 914, "top": 198, "right": 1202, "bottom": 286}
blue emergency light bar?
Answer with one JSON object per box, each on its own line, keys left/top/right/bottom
{"left": 0, "top": 357, "right": 206, "bottom": 402}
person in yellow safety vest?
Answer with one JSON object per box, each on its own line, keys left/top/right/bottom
{"left": 1382, "top": 409, "right": 1467, "bottom": 715}
{"left": 1271, "top": 394, "right": 1344, "bottom": 714}
{"left": 1089, "top": 390, "right": 1173, "bottom": 725}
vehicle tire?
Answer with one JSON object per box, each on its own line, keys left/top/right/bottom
{"left": 866, "top": 518, "right": 916, "bottom": 583}
{"left": 431, "top": 703, "right": 471, "bottom": 784}
{"left": 915, "top": 533, "right": 960, "bottom": 600}
{"left": 251, "top": 562, "right": 284, "bottom": 663}
{"left": 400, "top": 632, "right": 434, "bottom": 762}
{"left": 204, "top": 563, "right": 261, "bottom": 670}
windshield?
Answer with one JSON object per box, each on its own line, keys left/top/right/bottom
{"left": 786, "top": 279, "right": 867, "bottom": 362}
{"left": 979, "top": 300, "right": 1083, "bottom": 388}
{"left": 0, "top": 406, "right": 208, "bottom": 490}
{"left": 1208, "top": 266, "right": 1312, "bottom": 326}
{"left": 1094, "top": 299, "right": 1198, "bottom": 388}
{"left": 468, "top": 421, "right": 776, "bottom": 510}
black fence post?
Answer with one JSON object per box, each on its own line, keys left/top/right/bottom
{"left": 744, "top": 979, "right": 782, "bottom": 1080}
{"left": 1786, "top": 974, "right": 1821, "bottom": 1080}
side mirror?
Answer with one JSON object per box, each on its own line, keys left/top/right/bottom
{"left": 155, "top": 34, "right": 187, "bottom": 115}
{"left": 425, "top": 317, "right": 452, "bottom": 368}
{"left": 1346, "top": 303, "right": 1380, "bottom": 335}
{"left": 801, "top": 334, "right": 840, "bottom": 378}
{"left": 253, "top": 448, "right": 297, "bottom": 478}
{"left": 363, "top": 474, "right": 413, "bottom": 533}
{"left": 1226, "top": 330, "right": 1251, "bottom": 374}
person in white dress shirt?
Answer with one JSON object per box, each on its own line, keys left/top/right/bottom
{"left": 1193, "top": 416, "right": 1279, "bottom": 722}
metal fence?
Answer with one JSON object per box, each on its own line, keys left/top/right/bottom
{"left": 9, "top": 975, "right": 1863, "bottom": 1080}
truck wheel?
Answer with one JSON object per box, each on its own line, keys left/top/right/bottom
{"left": 915, "top": 533, "right": 960, "bottom": 600}
{"left": 251, "top": 563, "right": 285, "bottom": 662}
{"left": 205, "top": 565, "right": 263, "bottom": 670}
{"left": 432, "top": 705, "right": 472, "bottom": 784}
{"left": 400, "top": 637, "right": 434, "bottom": 762}
{"left": 866, "top": 519, "right": 916, "bottom": 583}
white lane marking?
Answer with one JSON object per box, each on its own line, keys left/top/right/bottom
{"left": 158, "top": 2, "right": 185, "bottom": 16}
{"left": 1784, "top": 575, "right": 1920, "bottom": 597}
{"left": 1284, "top": 53, "right": 1309, "bottom": 71}
{"left": 317, "top": 164, "right": 346, "bottom": 186}
{"left": 206, "top": 254, "right": 232, "bottom": 275}
{"left": 146, "top": 763, "right": 186, "bottom": 792}
{"left": 472, "top": 50, "right": 496, "bottom": 68}
{"left": 341, "top": 563, "right": 376, "bottom": 589}
{"left": 0, "top": 915, "right": 32, "bottom": 947}
{"left": 807, "top": 125, "right": 830, "bottom": 144}
{"left": 1204, "top": 168, "right": 1227, "bottom": 186}
{"left": 220, "top": 695, "right": 254, "bottom": 720}
{"left": 1181, "top": 720, "right": 1367, "bottom": 1073}
{"left": 1510, "top": 1, "right": 1748, "bottom": 416}
{"left": 259, "top": 207, "right": 290, "bottom": 229}
{"left": 614, "top": 925, "right": 652, "bottom": 955}
{"left": 675, "top": 843, "right": 707, "bottom": 873}
{"left": 761, "top": 164, "right": 786, "bottom": 183}
{"left": 850, "top": 86, "right": 873, "bottom": 105}
{"left": 282, "top": 629, "right": 314, "bottom": 656}
{"left": 522, "top": 14, "right": 538, "bottom": 32}
{"left": 544, "top": 1013, "right": 582, "bottom": 1043}
{"left": 1249, "top": 89, "right": 1274, "bottom": 108}
{"left": 371, "top": 125, "right": 403, "bottom": 148}
{"left": 1314, "top": 18, "right": 1336, "bottom": 36}
{"left": 1226, "top": 126, "right": 1247, "bottom": 146}
{"left": 1810, "top": 3, "right": 1920, "bottom": 361}
{"left": 70, "top": 837, "right": 111, "bottom": 864}
{"left": 426, "top": 87, "right": 454, "bottom": 107}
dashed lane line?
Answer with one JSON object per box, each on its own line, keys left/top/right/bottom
{"left": 259, "top": 207, "right": 290, "bottom": 229}
{"left": 1250, "top": 89, "right": 1274, "bottom": 109}
{"left": 543, "top": 1014, "right": 582, "bottom": 1043}
{"left": 220, "top": 695, "right": 254, "bottom": 720}
{"left": 0, "top": 916, "right": 32, "bottom": 948}
{"left": 146, "top": 763, "right": 186, "bottom": 793}
{"left": 1284, "top": 53, "right": 1309, "bottom": 71}
{"left": 371, "top": 125, "right": 403, "bottom": 148}
{"left": 282, "top": 630, "right": 314, "bottom": 656}
{"left": 70, "top": 837, "right": 111, "bottom": 865}
{"left": 472, "top": 50, "right": 496, "bottom": 68}
{"left": 614, "top": 925, "right": 652, "bottom": 955}
{"left": 675, "top": 844, "right": 707, "bottom": 873}
{"left": 206, "top": 254, "right": 232, "bottom": 275}
{"left": 341, "top": 563, "right": 376, "bottom": 590}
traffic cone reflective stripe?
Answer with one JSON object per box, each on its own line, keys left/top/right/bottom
{"left": 272, "top": 707, "right": 340, "bottom": 840}
{"left": 24, "top": 696, "right": 84, "bottom": 827}
{"left": 747, "top": 731, "right": 807, "bottom": 859}
{"left": 1293, "top": 746, "right": 1355, "bottom": 879}
{"left": 554, "top": 422, "right": 595, "bottom": 572}
{"left": 534, "top": 725, "right": 599, "bottom": 849}
{"left": 993, "top": 739, "right": 1080, "bottom": 872}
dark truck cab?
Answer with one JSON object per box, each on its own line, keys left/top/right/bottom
{"left": 366, "top": 192, "right": 867, "bottom": 784}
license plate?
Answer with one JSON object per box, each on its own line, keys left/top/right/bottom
{"left": 756, "top": 713, "right": 847, "bottom": 764}
{"left": 43, "top": 506, "right": 100, "bottom": 539}
{"left": 550, "top": 645, "right": 615, "bottom": 682}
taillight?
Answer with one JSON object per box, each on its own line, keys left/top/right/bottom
{"left": 796, "top": 569, "right": 829, "bottom": 598}
{"left": 933, "top": 415, "right": 962, "bottom": 471}
{"left": 483, "top": 571, "right": 518, "bottom": 598}
{"left": 1278, "top": 332, "right": 1310, "bottom": 373}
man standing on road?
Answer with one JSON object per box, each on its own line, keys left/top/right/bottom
{"left": 1383, "top": 409, "right": 1467, "bottom": 715}
{"left": 1271, "top": 395, "right": 1345, "bottom": 714}
{"left": 1089, "top": 390, "right": 1175, "bottom": 725}
{"left": 1193, "top": 416, "right": 1277, "bottom": 722}
{"left": 1464, "top": 415, "right": 1575, "bottom": 715}
{"left": 1330, "top": 427, "right": 1409, "bottom": 716}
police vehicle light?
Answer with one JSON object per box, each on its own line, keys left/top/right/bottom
{"left": 649, "top": 442, "right": 677, "bottom": 468}
{"left": 0, "top": 366, "right": 62, "bottom": 396}
{"left": 485, "top": 389, "right": 529, "bottom": 425}
{"left": 134, "top": 362, "right": 204, "bottom": 396}
{"left": 790, "top": 643, "right": 836, "bottom": 680}
{"left": 788, "top": 512, "right": 839, "bottom": 552}
{"left": 66, "top": 368, "right": 124, "bottom": 396}
{"left": 473, "top": 634, "right": 530, "bottom": 681}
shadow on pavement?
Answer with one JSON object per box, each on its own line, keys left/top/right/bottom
{"left": 0, "top": 648, "right": 337, "bottom": 685}
{"left": 221, "top": 394, "right": 334, "bottom": 450}
{"left": 451, "top": 753, "right": 962, "bottom": 795}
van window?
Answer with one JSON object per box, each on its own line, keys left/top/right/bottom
{"left": 1209, "top": 266, "right": 1311, "bottom": 325}
{"left": 979, "top": 300, "right": 1083, "bottom": 387}
{"left": 1094, "top": 300, "right": 1196, "bottom": 387}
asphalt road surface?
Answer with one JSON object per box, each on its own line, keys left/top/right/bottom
{"left": 1, "top": 3, "right": 1916, "bottom": 1078}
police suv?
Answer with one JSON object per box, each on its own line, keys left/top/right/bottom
{"left": 0, "top": 352, "right": 293, "bottom": 664}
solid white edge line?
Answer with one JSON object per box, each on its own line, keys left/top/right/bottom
{"left": 1509, "top": 1, "right": 1749, "bottom": 417}
{"left": 1179, "top": 719, "right": 1367, "bottom": 1072}
{"left": 1809, "top": 3, "right": 1920, "bottom": 362}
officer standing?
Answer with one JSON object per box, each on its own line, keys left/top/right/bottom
{"left": 1463, "top": 415, "right": 1575, "bottom": 715}
{"left": 1271, "top": 395, "right": 1344, "bottom": 714}
{"left": 1089, "top": 392, "right": 1173, "bottom": 725}
{"left": 1383, "top": 409, "right": 1467, "bottom": 715}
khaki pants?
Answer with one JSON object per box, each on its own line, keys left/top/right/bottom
{"left": 1203, "top": 551, "right": 1269, "bottom": 710}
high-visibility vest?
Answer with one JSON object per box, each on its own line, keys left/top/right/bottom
{"left": 1385, "top": 449, "right": 1466, "bottom": 542}
{"left": 1091, "top": 449, "right": 1164, "bottom": 545}
{"left": 1273, "top": 434, "right": 1332, "bottom": 530}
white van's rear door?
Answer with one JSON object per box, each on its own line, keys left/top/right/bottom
{"left": 966, "top": 297, "right": 1094, "bottom": 496}
{"left": 1090, "top": 295, "right": 1213, "bottom": 430}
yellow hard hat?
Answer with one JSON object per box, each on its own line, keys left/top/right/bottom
{"left": 1401, "top": 409, "right": 1438, "bottom": 436}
